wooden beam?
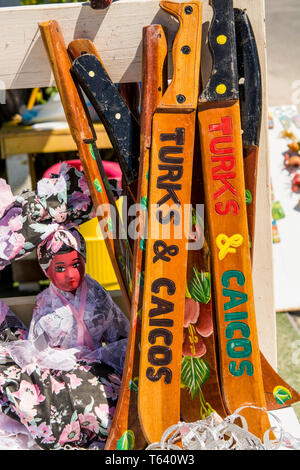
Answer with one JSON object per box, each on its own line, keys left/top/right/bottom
{"left": 0, "top": 122, "right": 112, "bottom": 157}
{"left": 0, "top": 0, "right": 178, "bottom": 89}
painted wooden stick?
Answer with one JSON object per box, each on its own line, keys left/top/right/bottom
{"left": 197, "top": 0, "right": 270, "bottom": 440}
{"left": 39, "top": 20, "right": 132, "bottom": 315}
{"left": 181, "top": 134, "right": 227, "bottom": 421}
{"left": 138, "top": 0, "right": 202, "bottom": 444}
{"left": 104, "top": 24, "right": 168, "bottom": 450}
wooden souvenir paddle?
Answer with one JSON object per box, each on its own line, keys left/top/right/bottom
{"left": 235, "top": 8, "right": 300, "bottom": 410}
{"left": 197, "top": 0, "right": 270, "bottom": 439}
{"left": 138, "top": 1, "right": 202, "bottom": 444}
{"left": 39, "top": 20, "right": 132, "bottom": 314}
{"left": 234, "top": 8, "right": 261, "bottom": 259}
{"left": 104, "top": 24, "right": 168, "bottom": 450}
{"left": 180, "top": 130, "right": 227, "bottom": 422}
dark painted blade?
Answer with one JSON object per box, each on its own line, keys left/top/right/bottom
{"left": 200, "top": 0, "right": 239, "bottom": 103}
{"left": 72, "top": 53, "right": 140, "bottom": 186}
{"left": 234, "top": 8, "right": 262, "bottom": 147}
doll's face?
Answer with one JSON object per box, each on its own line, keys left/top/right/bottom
{"left": 47, "top": 250, "right": 85, "bottom": 293}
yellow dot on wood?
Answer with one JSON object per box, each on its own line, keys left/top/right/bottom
{"left": 216, "top": 84, "right": 227, "bottom": 95}
{"left": 89, "top": 71, "right": 95, "bottom": 77}
{"left": 217, "top": 35, "right": 227, "bottom": 45}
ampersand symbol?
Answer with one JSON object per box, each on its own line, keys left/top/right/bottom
{"left": 216, "top": 233, "right": 244, "bottom": 260}
{"left": 153, "top": 240, "right": 179, "bottom": 263}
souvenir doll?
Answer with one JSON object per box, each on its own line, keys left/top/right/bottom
{"left": 0, "top": 165, "right": 129, "bottom": 449}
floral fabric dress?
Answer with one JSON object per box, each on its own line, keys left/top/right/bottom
{"left": 0, "top": 275, "right": 129, "bottom": 450}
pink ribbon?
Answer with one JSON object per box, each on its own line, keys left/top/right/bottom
{"left": 52, "top": 281, "right": 95, "bottom": 351}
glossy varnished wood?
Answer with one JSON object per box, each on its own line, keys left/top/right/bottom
{"left": 105, "top": 24, "right": 168, "bottom": 450}
{"left": 198, "top": 100, "right": 270, "bottom": 439}
{"left": 138, "top": 1, "right": 202, "bottom": 444}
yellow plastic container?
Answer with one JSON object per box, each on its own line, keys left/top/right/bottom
{"left": 79, "top": 198, "right": 123, "bottom": 291}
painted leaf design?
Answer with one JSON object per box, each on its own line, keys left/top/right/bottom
{"left": 273, "top": 386, "right": 292, "bottom": 405}
{"left": 245, "top": 189, "right": 252, "bottom": 204}
{"left": 141, "top": 196, "right": 148, "bottom": 210}
{"left": 191, "top": 207, "right": 204, "bottom": 231}
{"left": 93, "top": 178, "right": 102, "bottom": 193}
{"left": 107, "top": 217, "right": 113, "bottom": 232}
{"left": 117, "top": 430, "right": 135, "bottom": 450}
{"left": 89, "top": 143, "right": 96, "bottom": 160}
{"left": 84, "top": 396, "right": 94, "bottom": 415}
{"left": 129, "top": 377, "right": 139, "bottom": 393}
{"left": 189, "top": 268, "right": 211, "bottom": 304}
{"left": 181, "top": 356, "right": 210, "bottom": 399}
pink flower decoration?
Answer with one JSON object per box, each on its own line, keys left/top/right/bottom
{"left": 9, "top": 232, "right": 25, "bottom": 259}
{"left": 8, "top": 215, "right": 23, "bottom": 232}
{"left": 94, "top": 403, "right": 110, "bottom": 429}
{"left": 50, "top": 377, "right": 65, "bottom": 395}
{"left": 58, "top": 421, "right": 81, "bottom": 446}
{"left": 182, "top": 298, "right": 213, "bottom": 358}
{"left": 0, "top": 179, "right": 14, "bottom": 218}
{"left": 12, "top": 381, "right": 45, "bottom": 418}
{"left": 78, "top": 412, "right": 100, "bottom": 433}
{"left": 66, "top": 373, "right": 82, "bottom": 390}
{"left": 78, "top": 175, "right": 89, "bottom": 195}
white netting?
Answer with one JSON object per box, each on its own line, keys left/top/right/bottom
{"left": 146, "top": 406, "right": 300, "bottom": 451}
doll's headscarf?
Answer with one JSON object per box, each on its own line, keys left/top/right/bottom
{"left": 0, "top": 164, "right": 94, "bottom": 271}
{"left": 37, "top": 226, "right": 86, "bottom": 273}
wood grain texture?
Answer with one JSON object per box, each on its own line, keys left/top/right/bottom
{"left": 197, "top": 100, "right": 270, "bottom": 439}
{"left": 138, "top": 1, "right": 202, "bottom": 444}
{"left": 243, "top": 145, "right": 259, "bottom": 260}
{"left": 180, "top": 131, "right": 227, "bottom": 422}
{"left": 104, "top": 24, "right": 168, "bottom": 450}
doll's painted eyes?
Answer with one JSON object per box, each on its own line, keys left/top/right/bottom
{"left": 54, "top": 261, "right": 81, "bottom": 272}
{"left": 54, "top": 265, "right": 65, "bottom": 273}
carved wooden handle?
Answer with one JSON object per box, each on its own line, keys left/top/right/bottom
{"left": 39, "top": 21, "right": 94, "bottom": 144}
{"left": 138, "top": 2, "right": 203, "bottom": 444}
{"left": 158, "top": 1, "right": 202, "bottom": 110}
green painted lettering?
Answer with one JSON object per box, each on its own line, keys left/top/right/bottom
{"left": 221, "top": 270, "right": 245, "bottom": 288}
{"left": 223, "top": 288, "right": 248, "bottom": 311}
{"left": 226, "top": 338, "right": 252, "bottom": 358}
{"left": 225, "top": 321, "right": 250, "bottom": 339}
{"left": 224, "top": 311, "right": 248, "bottom": 322}
{"left": 229, "top": 360, "right": 254, "bottom": 377}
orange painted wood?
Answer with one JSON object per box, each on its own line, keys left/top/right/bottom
{"left": 68, "top": 38, "right": 104, "bottom": 66}
{"left": 181, "top": 138, "right": 227, "bottom": 421}
{"left": 39, "top": 20, "right": 132, "bottom": 314}
{"left": 104, "top": 24, "right": 168, "bottom": 450}
{"left": 68, "top": 38, "right": 140, "bottom": 205}
{"left": 197, "top": 100, "right": 270, "bottom": 440}
{"left": 260, "top": 353, "right": 300, "bottom": 410}
{"left": 243, "top": 145, "right": 259, "bottom": 260}
{"left": 138, "top": 1, "right": 202, "bottom": 444}
{"left": 158, "top": 1, "right": 202, "bottom": 111}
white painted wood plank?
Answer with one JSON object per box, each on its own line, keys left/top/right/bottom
{"left": 0, "top": 0, "right": 178, "bottom": 89}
